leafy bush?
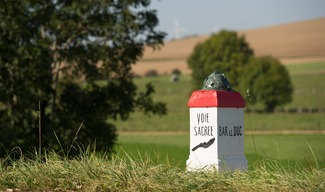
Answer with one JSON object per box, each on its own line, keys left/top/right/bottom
{"left": 171, "top": 68, "right": 182, "bottom": 75}
{"left": 0, "top": 0, "right": 166, "bottom": 157}
{"left": 187, "top": 30, "right": 254, "bottom": 89}
{"left": 241, "top": 56, "right": 294, "bottom": 112}
{"left": 145, "top": 70, "right": 159, "bottom": 77}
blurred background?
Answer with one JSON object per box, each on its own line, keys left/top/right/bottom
{"left": 118, "top": 0, "right": 325, "bottom": 168}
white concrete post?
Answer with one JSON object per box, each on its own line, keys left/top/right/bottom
{"left": 186, "top": 90, "right": 248, "bottom": 171}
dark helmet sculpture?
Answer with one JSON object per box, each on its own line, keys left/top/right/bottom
{"left": 202, "top": 71, "right": 233, "bottom": 91}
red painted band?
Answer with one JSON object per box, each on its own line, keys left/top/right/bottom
{"left": 188, "top": 90, "right": 245, "bottom": 108}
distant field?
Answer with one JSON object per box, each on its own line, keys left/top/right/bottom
{"left": 115, "top": 62, "right": 325, "bottom": 132}
{"left": 238, "top": 18, "right": 325, "bottom": 59}
{"left": 285, "top": 61, "right": 325, "bottom": 76}
{"left": 132, "top": 18, "right": 325, "bottom": 75}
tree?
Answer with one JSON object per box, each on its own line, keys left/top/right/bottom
{"left": 242, "top": 56, "right": 293, "bottom": 112}
{"left": 0, "top": 0, "right": 166, "bottom": 157}
{"left": 187, "top": 30, "right": 254, "bottom": 89}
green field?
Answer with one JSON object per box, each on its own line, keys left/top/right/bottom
{"left": 114, "top": 62, "right": 325, "bottom": 131}
{"left": 286, "top": 62, "right": 325, "bottom": 76}
{"left": 114, "top": 62, "right": 325, "bottom": 170}
{"left": 117, "top": 134, "right": 325, "bottom": 169}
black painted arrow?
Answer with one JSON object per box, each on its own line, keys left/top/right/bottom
{"left": 191, "top": 138, "right": 215, "bottom": 151}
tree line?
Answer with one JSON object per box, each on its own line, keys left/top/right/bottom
{"left": 187, "top": 30, "right": 293, "bottom": 113}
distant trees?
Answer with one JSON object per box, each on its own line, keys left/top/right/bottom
{"left": 171, "top": 68, "right": 182, "bottom": 76}
{"left": 187, "top": 30, "right": 293, "bottom": 112}
{"left": 145, "top": 69, "right": 159, "bottom": 77}
{"left": 0, "top": 0, "right": 166, "bottom": 157}
{"left": 187, "top": 30, "right": 254, "bottom": 89}
{"left": 242, "top": 57, "right": 293, "bottom": 112}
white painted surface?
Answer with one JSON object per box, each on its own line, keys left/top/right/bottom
{"left": 187, "top": 107, "right": 248, "bottom": 171}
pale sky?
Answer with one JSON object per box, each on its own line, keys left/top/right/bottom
{"left": 149, "top": 0, "right": 325, "bottom": 39}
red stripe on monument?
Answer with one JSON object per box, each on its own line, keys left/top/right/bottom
{"left": 188, "top": 90, "right": 245, "bottom": 108}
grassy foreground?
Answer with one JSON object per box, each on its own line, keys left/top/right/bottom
{"left": 0, "top": 151, "right": 324, "bottom": 192}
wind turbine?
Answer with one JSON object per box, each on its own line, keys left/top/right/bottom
{"left": 212, "top": 24, "right": 221, "bottom": 34}
{"left": 170, "top": 17, "right": 188, "bottom": 39}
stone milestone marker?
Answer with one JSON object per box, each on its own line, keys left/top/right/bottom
{"left": 186, "top": 72, "right": 248, "bottom": 171}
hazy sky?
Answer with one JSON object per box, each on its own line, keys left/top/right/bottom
{"left": 149, "top": 0, "right": 325, "bottom": 39}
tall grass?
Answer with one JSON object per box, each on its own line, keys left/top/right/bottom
{"left": 0, "top": 149, "right": 324, "bottom": 191}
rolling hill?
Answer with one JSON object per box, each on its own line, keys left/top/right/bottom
{"left": 132, "top": 18, "right": 325, "bottom": 75}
